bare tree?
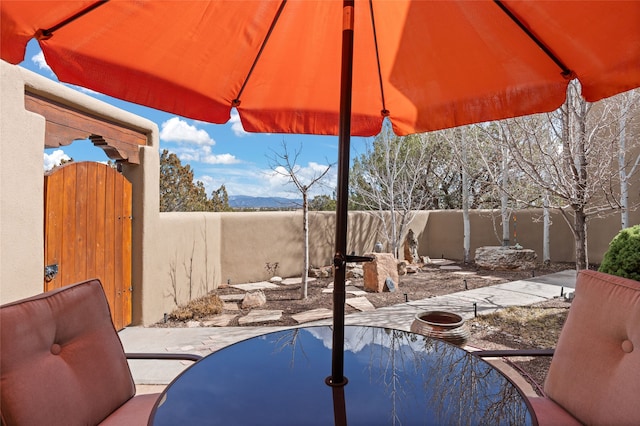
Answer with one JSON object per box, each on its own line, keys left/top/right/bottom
{"left": 606, "top": 89, "right": 640, "bottom": 228}
{"left": 350, "top": 124, "right": 439, "bottom": 258}
{"left": 268, "top": 142, "right": 333, "bottom": 299}
{"left": 498, "top": 82, "right": 640, "bottom": 269}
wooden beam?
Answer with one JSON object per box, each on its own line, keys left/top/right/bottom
{"left": 25, "top": 92, "right": 147, "bottom": 164}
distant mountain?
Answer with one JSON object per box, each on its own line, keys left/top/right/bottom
{"left": 228, "top": 195, "right": 302, "bottom": 209}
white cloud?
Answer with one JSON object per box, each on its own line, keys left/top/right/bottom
{"left": 228, "top": 110, "right": 248, "bottom": 137}
{"left": 174, "top": 146, "right": 240, "bottom": 165}
{"left": 31, "top": 51, "right": 51, "bottom": 73}
{"left": 44, "top": 150, "right": 70, "bottom": 171}
{"left": 160, "top": 117, "right": 215, "bottom": 146}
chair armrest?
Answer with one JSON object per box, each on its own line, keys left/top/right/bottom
{"left": 125, "top": 352, "right": 202, "bottom": 362}
{"left": 473, "top": 348, "right": 555, "bottom": 358}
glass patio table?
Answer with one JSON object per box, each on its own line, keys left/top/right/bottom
{"left": 149, "top": 325, "right": 536, "bottom": 425}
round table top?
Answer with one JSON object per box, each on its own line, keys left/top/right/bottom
{"left": 150, "top": 325, "right": 535, "bottom": 425}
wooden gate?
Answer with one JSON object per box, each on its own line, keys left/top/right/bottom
{"left": 44, "top": 162, "right": 132, "bottom": 330}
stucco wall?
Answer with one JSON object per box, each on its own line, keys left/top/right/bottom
{"left": 0, "top": 63, "right": 46, "bottom": 301}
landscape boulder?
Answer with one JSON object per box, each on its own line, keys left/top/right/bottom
{"left": 475, "top": 246, "right": 537, "bottom": 270}
{"left": 241, "top": 290, "right": 267, "bottom": 309}
{"left": 363, "top": 253, "right": 399, "bottom": 293}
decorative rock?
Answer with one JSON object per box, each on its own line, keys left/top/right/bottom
{"left": 404, "top": 229, "right": 420, "bottom": 264}
{"left": 384, "top": 277, "right": 397, "bottom": 292}
{"left": 241, "top": 290, "right": 267, "bottom": 309}
{"left": 363, "top": 253, "right": 399, "bottom": 293}
{"left": 346, "top": 266, "right": 363, "bottom": 279}
{"left": 309, "top": 266, "right": 332, "bottom": 278}
{"left": 269, "top": 276, "right": 283, "bottom": 284}
{"left": 421, "top": 256, "right": 431, "bottom": 264}
{"left": 186, "top": 321, "right": 201, "bottom": 328}
{"left": 397, "top": 260, "right": 407, "bottom": 276}
{"left": 406, "top": 265, "right": 420, "bottom": 274}
{"left": 374, "top": 242, "right": 384, "bottom": 253}
{"left": 475, "top": 246, "right": 537, "bottom": 270}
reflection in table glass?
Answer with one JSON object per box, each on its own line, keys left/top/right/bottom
{"left": 151, "top": 326, "right": 534, "bottom": 425}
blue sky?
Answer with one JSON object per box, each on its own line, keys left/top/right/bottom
{"left": 25, "top": 40, "right": 369, "bottom": 199}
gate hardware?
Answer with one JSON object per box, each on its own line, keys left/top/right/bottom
{"left": 45, "top": 264, "right": 58, "bottom": 281}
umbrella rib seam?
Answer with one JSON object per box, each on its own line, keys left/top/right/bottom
{"left": 368, "top": 0, "right": 389, "bottom": 117}
{"left": 233, "top": 0, "right": 288, "bottom": 107}
{"left": 37, "top": 0, "right": 109, "bottom": 39}
{"left": 493, "top": 0, "right": 574, "bottom": 79}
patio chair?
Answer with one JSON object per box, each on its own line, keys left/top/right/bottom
{"left": 0, "top": 279, "right": 201, "bottom": 425}
{"left": 475, "top": 270, "right": 640, "bottom": 425}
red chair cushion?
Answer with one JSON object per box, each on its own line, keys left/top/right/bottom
{"left": 544, "top": 270, "right": 640, "bottom": 425}
{"left": 1, "top": 280, "right": 137, "bottom": 425}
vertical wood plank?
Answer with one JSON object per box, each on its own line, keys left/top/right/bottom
{"left": 85, "top": 163, "right": 98, "bottom": 282}
{"left": 94, "top": 164, "right": 108, "bottom": 321}
{"left": 74, "top": 163, "right": 88, "bottom": 280}
{"left": 104, "top": 167, "right": 116, "bottom": 326}
{"left": 44, "top": 171, "right": 64, "bottom": 291}
{"left": 113, "top": 174, "right": 124, "bottom": 330}
{"left": 61, "top": 164, "right": 77, "bottom": 286}
{"left": 122, "top": 177, "right": 133, "bottom": 327}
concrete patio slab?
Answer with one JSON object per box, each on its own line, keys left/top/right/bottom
{"left": 219, "top": 294, "right": 246, "bottom": 302}
{"left": 346, "top": 286, "right": 367, "bottom": 296}
{"left": 322, "top": 285, "right": 367, "bottom": 296}
{"left": 427, "top": 259, "right": 457, "bottom": 266}
{"left": 280, "top": 277, "right": 317, "bottom": 286}
{"left": 292, "top": 308, "right": 333, "bottom": 323}
{"left": 231, "top": 282, "right": 280, "bottom": 291}
{"left": 492, "top": 280, "right": 566, "bottom": 299}
{"left": 346, "top": 297, "right": 376, "bottom": 312}
{"left": 479, "top": 275, "right": 505, "bottom": 281}
{"left": 440, "top": 265, "right": 462, "bottom": 270}
{"left": 238, "top": 310, "right": 283, "bottom": 325}
{"left": 524, "top": 269, "right": 577, "bottom": 288}
{"left": 202, "top": 314, "right": 236, "bottom": 327}
{"left": 222, "top": 302, "right": 239, "bottom": 311}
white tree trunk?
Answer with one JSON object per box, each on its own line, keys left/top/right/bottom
{"left": 460, "top": 129, "right": 471, "bottom": 263}
{"left": 619, "top": 107, "right": 629, "bottom": 229}
{"left": 301, "top": 192, "right": 309, "bottom": 299}
{"left": 501, "top": 143, "right": 510, "bottom": 246}
{"left": 543, "top": 193, "right": 550, "bottom": 265}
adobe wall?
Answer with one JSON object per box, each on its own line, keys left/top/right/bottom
{"left": 0, "top": 62, "right": 46, "bottom": 301}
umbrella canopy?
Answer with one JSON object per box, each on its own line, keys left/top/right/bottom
{"left": 2, "top": 0, "right": 640, "bottom": 390}
{"left": 2, "top": 1, "right": 639, "bottom": 136}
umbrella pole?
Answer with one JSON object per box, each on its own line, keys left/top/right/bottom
{"left": 328, "top": 0, "right": 355, "bottom": 390}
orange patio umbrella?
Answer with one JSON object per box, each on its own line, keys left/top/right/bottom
{"left": 2, "top": 0, "right": 640, "bottom": 388}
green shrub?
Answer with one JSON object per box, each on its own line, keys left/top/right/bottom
{"left": 598, "top": 224, "right": 640, "bottom": 280}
